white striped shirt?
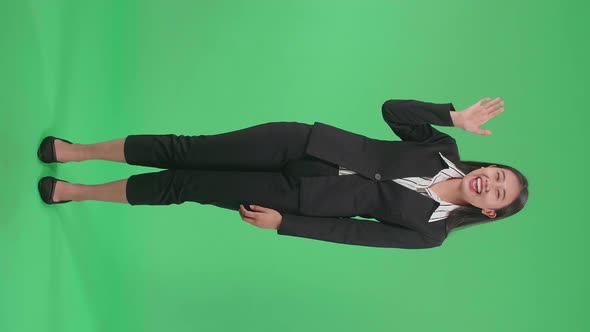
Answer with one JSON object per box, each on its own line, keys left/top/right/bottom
{"left": 338, "top": 152, "right": 465, "bottom": 223}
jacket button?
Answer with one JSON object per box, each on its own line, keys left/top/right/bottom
{"left": 374, "top": 173, "right": 381, "bottom": 180}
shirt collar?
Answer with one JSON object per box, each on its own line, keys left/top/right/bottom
{"left": 438, "top": 152, "right": 465, "bottom": 177}
{"left": 420, "top": 153, "right": 465, "bottom": 203}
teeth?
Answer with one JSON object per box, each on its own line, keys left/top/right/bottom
{"left": 477, "top": 177, "right": 481, "bottom": 194}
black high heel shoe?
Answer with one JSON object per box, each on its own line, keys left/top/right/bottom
{"left": 37, "top": 136, "right": 73, "bottom": 163}
{"left": 38, "top": 176, "right": 72, "bottom": 204}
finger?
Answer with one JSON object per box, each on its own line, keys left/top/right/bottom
{"left": 239, "top": 205, "right": 260, "bottom": 218}
{"left": 486, "top": 100, "right": 504, "bottom": 113}
{"left": 484, "top": 97, "right": 501, "bottom": 109}
{"left": 475, "top": 128, "right": 492, "bottom": 135}
{"left": 241, "top": 215, "right": 257, "bottom": 225}
{"left": 488, "top": 107, "right": 504, "bottom": 118}
{"left": 250, "top": 204, "right": 269, "bottom": 212}
{"left": 239, "top": 209, "right": 257, "bottom": 224}
{"left": 478, "top": 97, "right": 492, "bottom": 105}
{"left": 240, "top": 204, "right": 256, "bottom": 218}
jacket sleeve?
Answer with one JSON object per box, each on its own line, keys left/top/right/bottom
{"left": 276, "top": 213, "right": 443, "bottom": 249}
{"left": 381, "top": 99, "right": 457, "bottom": 144}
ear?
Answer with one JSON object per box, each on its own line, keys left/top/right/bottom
{"left": 481, "top": 209, "right": 497, "bottom": 218}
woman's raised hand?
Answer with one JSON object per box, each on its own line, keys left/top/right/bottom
{"left": 239, "top": 204, "right": 283, "bottom": 230}
{"left": 453, "top": 97, "right": 505, "bottom": 135}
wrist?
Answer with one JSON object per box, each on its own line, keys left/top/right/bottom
{"left": 450, "top": 111, "right": 464, "bottom": 129}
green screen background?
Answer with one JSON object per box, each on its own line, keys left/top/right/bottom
{"left": 2, "top": 1, "right": 588, "bottom": 331}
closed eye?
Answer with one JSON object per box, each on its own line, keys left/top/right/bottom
{"left": 501, "top": 170, "right": 506, "bottom": 200}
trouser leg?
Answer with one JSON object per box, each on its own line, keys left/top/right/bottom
{"left": 123, "top": 122, "right": 312, "bottom": 171}
{"left": 125, "top": 169, "right": 302, "bottom": 214}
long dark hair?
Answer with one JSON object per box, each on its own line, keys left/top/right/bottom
{"left": 444, "top": 161, "right": 529, "bottom": 235}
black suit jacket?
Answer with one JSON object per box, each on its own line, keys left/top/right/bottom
{"left": 276, "top": 99, "right": 462, "bottom": 249}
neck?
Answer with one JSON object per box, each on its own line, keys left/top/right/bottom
{"left": 431, "top": 178, "right": 469, "bottom": 205}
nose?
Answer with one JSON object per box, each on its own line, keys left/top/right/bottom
{"left": 487, "top": 176, "right": 501, "bottom": 192}
{"left": 486, "top": 178, "right": 501, "bottom": 192}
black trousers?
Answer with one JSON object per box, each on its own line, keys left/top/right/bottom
{"left": 123, "top": 122, "right": 339, "bottom": 214}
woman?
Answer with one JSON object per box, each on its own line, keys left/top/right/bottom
{"left": 37, "top": 97, "right": 528, "bottom": 249}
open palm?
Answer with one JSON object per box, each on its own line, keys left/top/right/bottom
{"left": 460, "top": 97, "right": 505, "bottom": 135}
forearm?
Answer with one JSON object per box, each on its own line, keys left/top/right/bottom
{"left": 276, "top": 213, "right": 443, "bottom": 249}
{"left": 382, "top": 100, "right": 454, "bottom": 125}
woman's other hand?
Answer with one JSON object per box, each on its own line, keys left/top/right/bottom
{"left": 452, "top": 97, "right": 505, "bottom": 135}
{"left": 239, "top": 204, "right": 283, "bottom": 230}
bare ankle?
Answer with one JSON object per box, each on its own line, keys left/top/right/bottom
{"left": 53, "top": 181, "right": 82, "bottom": 202}
{"left": 53, "top": 140, "right": 90, "bottom": 162}
{"left": 81, "top": 139, "right": 126, "bottom": 163}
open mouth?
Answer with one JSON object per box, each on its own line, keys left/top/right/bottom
{"left": 470, "top": 176, "right": 483, "bottom": 194}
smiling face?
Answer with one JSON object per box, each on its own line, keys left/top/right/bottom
{"left": 461, "top": 165, "right": 521, "bottom": 218}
